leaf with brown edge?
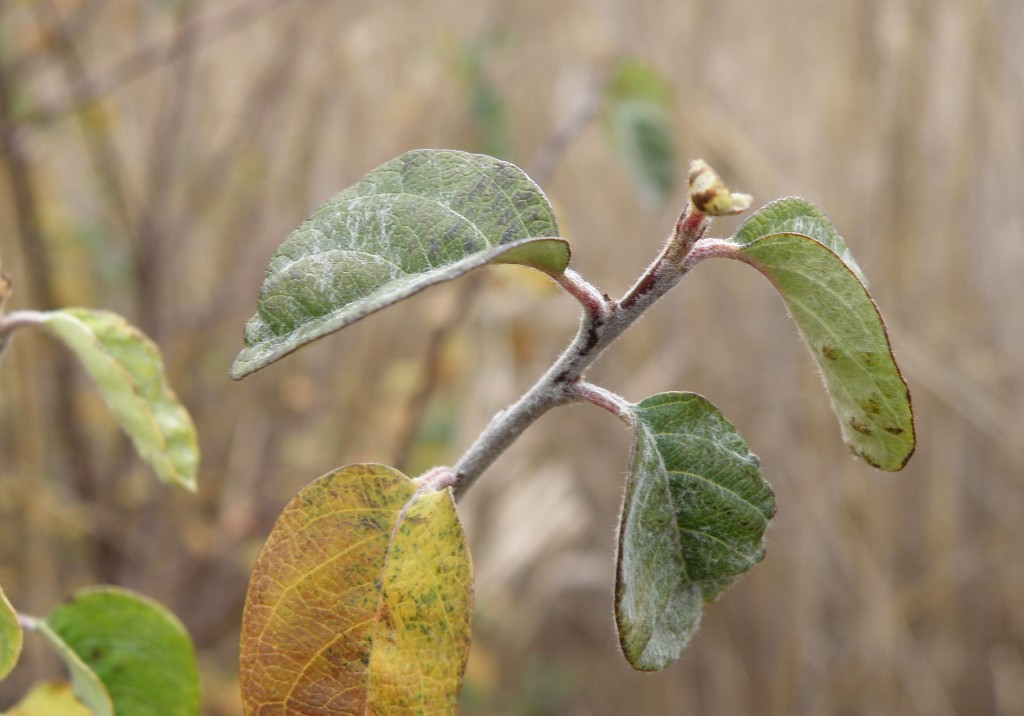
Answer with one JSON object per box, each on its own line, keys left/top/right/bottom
{"left": 720, "top": 224, "right": 915, "bottom": 470}
{"left": 240, "top": 464, "right": 472, "bottom": 715}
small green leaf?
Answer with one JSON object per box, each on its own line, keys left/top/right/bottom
{"left": 0, "top": 582, "right": 22, "bottom": 680}
{"left": 604, "top": 59, "right": 677, "bottom": 204}
{"left": 39, "top": 309, "right": 199, "bottom": 491}
{"left": 616, "top": 392, "right": 775, "bottom": 671}
{"left": 232, "top": 149, "right": 567, "bottom": 379}
{"left": 4, "top": 682, "right": 92, "bottom": 716}
{"left": 240, "top": 463, "right": 473, "bottom": 714}
{"left": 725, "top": 227, "right": 915, "bottom": 470}
{"left": 43, "top": 587, "right": 200, "bottom": 716}
{"left": 732, "top": 197, "right": 867, "bottom": 285}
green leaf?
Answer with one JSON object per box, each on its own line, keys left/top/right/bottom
{"left": 232, "top": 149, "right": 567, "bottom": 379}
{"left": 0, "top": 582, "right": 21, "bottom": 680}
{"left": 732, "top": 197, "right": 867, "bottom": 285}
{"left": 240, "top": 463, "right": 473, "bottom": 714}
{"left": 43, "top": 587, "right": 200, "bottom": 716}
{"left": 725, "top": 229, "right": 915, "bottom": 470}
{"left": 459, "top": 36, "right": 510, "bottom": 159}
{"left": 39, "top": 309, "right": 199, "bottom": 491}
{"left": 606, "top": 58, "right": 673, "bottom": 108}
{"left": 616, "top": 392, "right": 775, "bottom": 671}
{"left": 4, "top": 682, "right": 92, "bottom": 716}
{"left": 604, "top": 60, "right": 677, "bottom": 204}
{"left": 33, "top": 623, "right": 113, "bottom": 716}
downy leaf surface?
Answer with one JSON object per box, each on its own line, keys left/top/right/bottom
{"left": 725, "top": 200, "right": 915, "bottom": 469}
{"left": 240, "top": 464, "right": 472, "bottom": 715}
{"left": 616, "top": 392, "right": 775, "bottom": 671}
{"left": 232, "top": 149, "right": 567, "bottom": 378}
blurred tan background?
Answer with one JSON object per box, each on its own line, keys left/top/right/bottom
{"left": 1, "top": 0, "right": 1022, "bottom": 714}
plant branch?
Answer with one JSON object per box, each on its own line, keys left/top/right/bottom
{"left": 0, "top": 309, "right": 47, "bottom": 364}
{"left": 451, "top": 210, "right": 719, "bottom": 499}
{"left": 13, "top": 0, "right": 311, "bottom": 127}
{"left": 568, "top": 381, "right": 632, "bottom": 419}
{"left": 16, "top": 612, "right": 41, "bottom": 631}
{"left": 554, "top": 268, "right": 613, "bottom": 319}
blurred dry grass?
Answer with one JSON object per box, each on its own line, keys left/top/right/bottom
{"left": 1, "top": 0, "right": 1022, "bottom": 714}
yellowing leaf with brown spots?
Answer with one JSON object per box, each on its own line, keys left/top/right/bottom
{"left": 727, "top": 200, "right": 915, "bottom": 470}
{"left": 240, "top": 464, "right": 473, "bottom": 714}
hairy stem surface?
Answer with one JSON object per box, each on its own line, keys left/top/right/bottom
{"left": 451, "top": 212, "right": 735, "bottom": 498}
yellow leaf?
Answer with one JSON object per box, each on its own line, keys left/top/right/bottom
{"left": 240, "top": 464, "right": 473, "bottom": 714}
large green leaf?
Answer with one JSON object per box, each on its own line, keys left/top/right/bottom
{"left": 231, "top": 149, "right": 568, "bottom": 379}
{"left": 40, "top": 309, "right": 199, "bottom": 491}
{"left": 44, "top": 587, "right": 200, "bottom": 716}
{"left": 0, "top": 582, "right": 21, "bottom": 680}
{"left": 723, "top": 210, "right": 914, "bottom": 469}
{"left": 240, "top": 463, "right": 473, "bottom": 714}
{"left": 616, "top": 392, "right": 775, "bottom": 671}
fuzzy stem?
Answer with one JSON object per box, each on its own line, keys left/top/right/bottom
{"left": 555, "top": 268, "right": 612, "bottom": 319}
{"left": 16, "top": 612, "right": 40, "bottom": 631}
{"left": 0, "top": 309, "right": 47, "bottom": 362}
{"left": 450, "top": 224, "right": 727, "bottom": 499}
{"left": 569, "top": 381, "right": 632, "bottom": 419}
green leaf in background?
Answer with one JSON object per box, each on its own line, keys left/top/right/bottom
{"left": 231, "top": 149, "right": 568, "bottom": 379}
{"left": 39, "top": 309, "right": 199, "bottom": 491}
{"left": 33, "top": 622, "right": 113, "bottom": 716}
{"left": 459, "top": 35, "right": 510, "bottom": 159}
{"left": 43, "top": 587, "right": 200, "bottom": 716}
{"left": 4, "top": 682, "right": 92, "bottom": 716}
{"left": 0, "top": 582, "right": 21, "bottom": 680}
{"left": 723, "top": 214, "right": 915, "bottom": 469}
{"left": 616, "top": 392, "right": 775, "bottom": 671}
{"left": 240, "top": 464, "right": 472, "bottom": 714}
{"left": 604, "top": 59, "right": 677, "bottom": 204}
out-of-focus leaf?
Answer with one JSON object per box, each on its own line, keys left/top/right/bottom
{"left": 604, "top": 59, "right": 677, "bottom": 204}
{"left": 44, "top": 587, "right": 200, "bottom": 716}
{"left": 459, "top": 37, "right": 509, "bottom": 159}
{"left": 39, "top": 309, "right": 199, "bottom": 491}
{"left": 4, "top": 682, "right": 92, "bottom": 716}
{"left": 240, "top": 463, "right": 472, "bottom": 714}
{"left": 0, "top": 582, "right": 21, "bottom": 680}
{"left": 232, "top": 149, "right": 567, "bottom": 379}
{"left": 33, "top": 623, "right": 112, "bottom": 716}
{"left": 616, "top": 392, "right": 775, "bottom": 671}
{"left": 722, "top": 212, "right": 915, "bottom": 469}
{"left": 606, "top": 58, "right": 673, "bottom": 107}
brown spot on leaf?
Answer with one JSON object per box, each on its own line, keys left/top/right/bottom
{"left": 860, "top": 397, "right": 881, "bottom": 415}
{"left": 849, "top": 417, "right": 873, "bottom": 436}
{"left": 884, "top": 426, "right": 905, "bottom": 435}
{"left": 821, "top": 344, "right": 839, "bottom": 361}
